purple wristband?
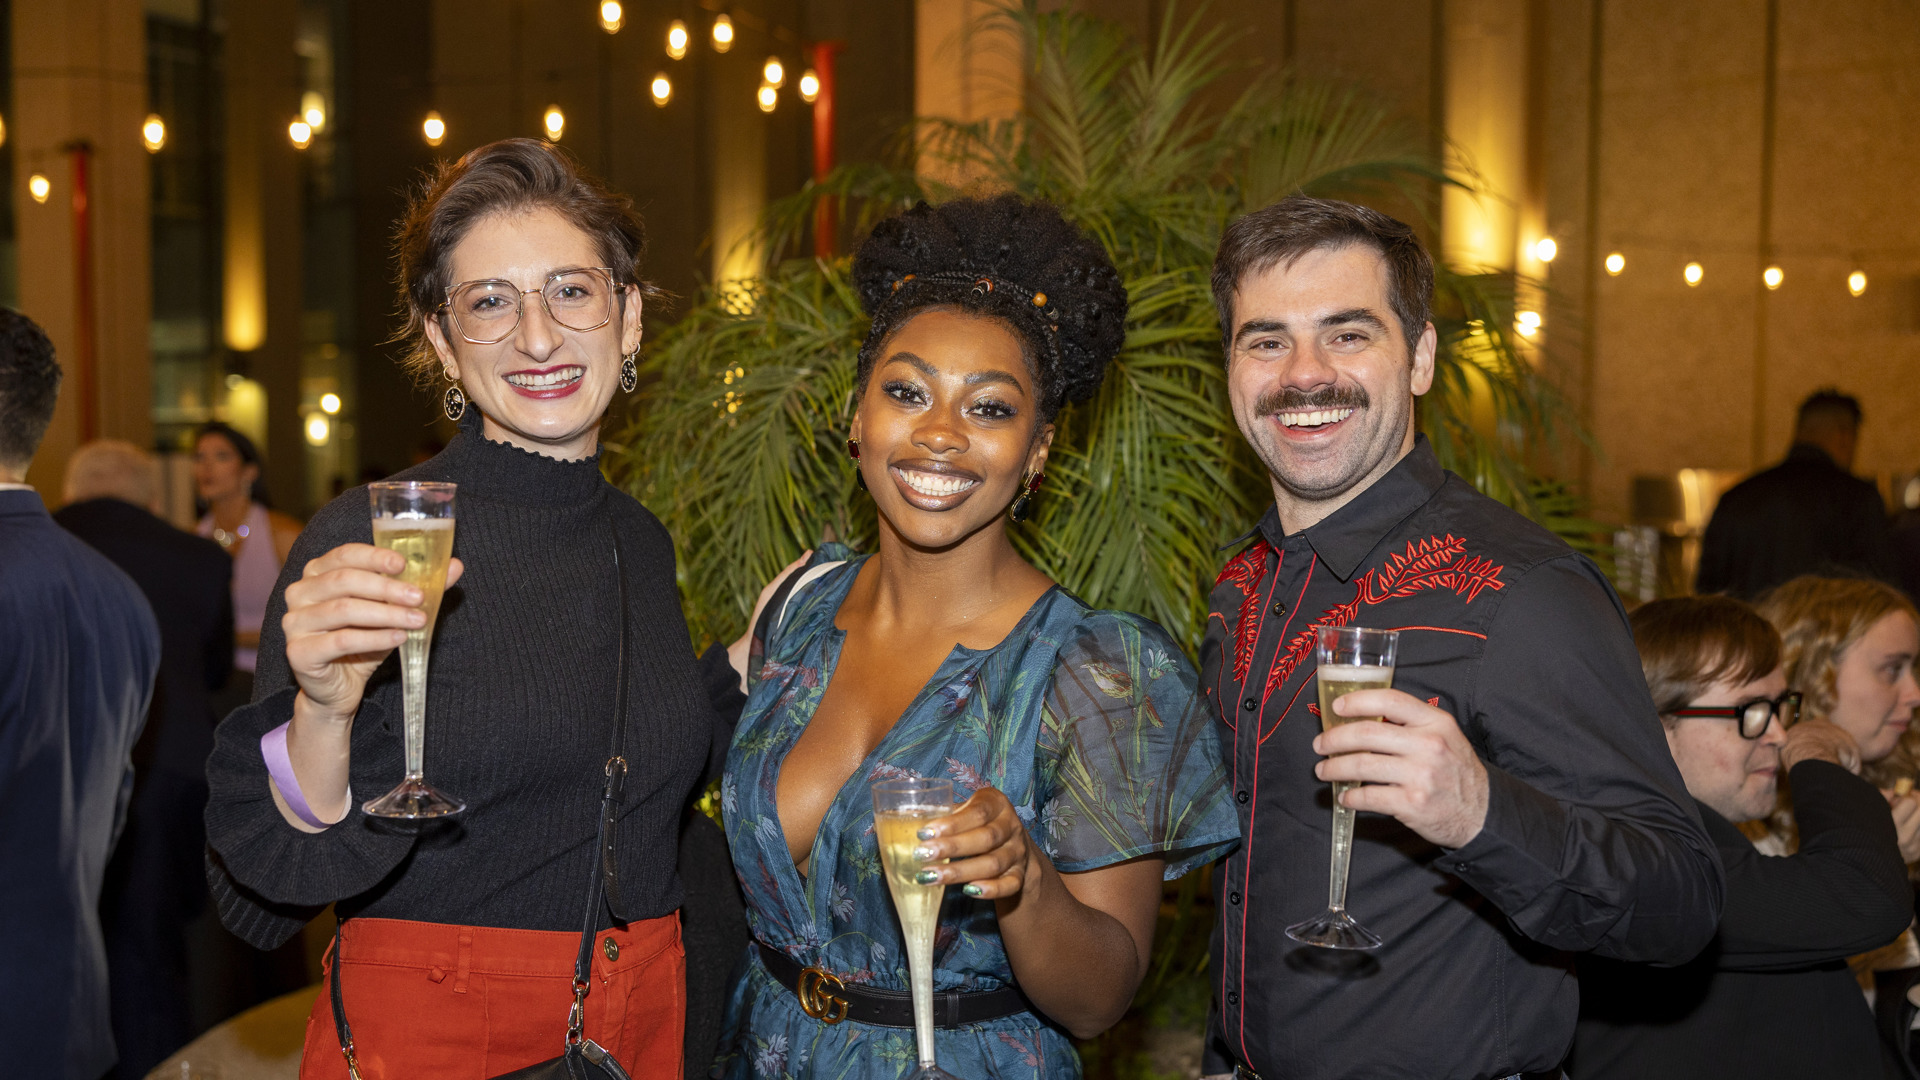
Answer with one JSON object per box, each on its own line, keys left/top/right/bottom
{"left": 262, "top": 721, "right": 340, "bottom": 829}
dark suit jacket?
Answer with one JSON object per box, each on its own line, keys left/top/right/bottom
{"left": 1697, "top": 443, "right": 1898, "bottom": 598}
{"left": 56, "top": 497, "right": 233, "bottom": 779}
{"left": 0, "top": 489, "right": 160, "bottom": 1079}
{"left": 1572, "top": 761, "right": 1913, "bottom": 1080}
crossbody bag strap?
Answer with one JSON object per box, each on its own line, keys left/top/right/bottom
{"left": 569, "top": 528, "right": 631, "bottom": 1046}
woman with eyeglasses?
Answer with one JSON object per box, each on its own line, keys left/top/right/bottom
{"left": 1570, "top": 594, "right": 1911, "bottom": 1080}
{"left": 203, "top": 139, "right": 745, "bottom": 1078}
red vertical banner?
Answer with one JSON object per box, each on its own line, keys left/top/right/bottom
{"left": 67, "top": 142, "right": 97, "bottom": 443}
{"left": 810, "top": 41, "right": 845, "bottom": 258}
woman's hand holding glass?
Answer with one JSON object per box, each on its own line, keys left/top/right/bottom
{"left": 910, "top": 787, "right": 1044, "bottom": 901}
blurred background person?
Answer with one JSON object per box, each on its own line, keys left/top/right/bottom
{"left": 1698, "top": 390, "right": 1897, "bottom": 599}
{"left": 0, "top": 311, "right": 160, "bottom": 1079}
{"left": 54, "top": 439, "right": 234, "bottom": 1078}
{"left": 1572, "top": 595, "right": 1911, "bottom": 1079}
{"left": 192, "top": 422, "right": 302, "bottom": 696}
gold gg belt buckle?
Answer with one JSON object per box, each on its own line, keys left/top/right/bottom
{"left": 797, "top": 965, "right": 850, "bottom": 1024}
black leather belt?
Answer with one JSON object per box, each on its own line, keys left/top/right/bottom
{"left": 756, "top": 940, "right": 1034, "bottom": 1028}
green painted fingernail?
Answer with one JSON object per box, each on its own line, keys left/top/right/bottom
{"left": 917, "top": 826, "right": 936, "bottom": 840}
{"left": 962, "top": 883, "right": 984, "bottom": 898}
{"left": 915, "top": 869, "right": 941, "bottom": 885}
{"left": 913, "top": 845, "right": 937, "bottom": 861}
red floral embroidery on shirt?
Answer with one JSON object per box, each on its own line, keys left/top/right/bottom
{"left": 1214, "top": 538, "right": 1275, "bottom": 683}
{"left": 1263, "top": 534, "right": 1507, "bottom": 697}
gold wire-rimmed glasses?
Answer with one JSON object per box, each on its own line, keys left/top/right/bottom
{"left": 437, "top": 266, "right": 623, "bottom": 345}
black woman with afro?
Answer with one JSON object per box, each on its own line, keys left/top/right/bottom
{"left": 715, "top": 195, "right": 1239, "bottom": 1078}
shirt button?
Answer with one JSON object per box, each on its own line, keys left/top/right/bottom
{"left": 1271, "top": 600, "right": 1286, "bottom": 617}
{"left": 1242, "top": 697, "right": 1257, "bottom": 712}
{"left": 1226, "top": 990, "right": 1239, "bottom": 1006}
{"left": 1236, "top": 790, "right": 1250, "bottom": 804}
{"left": 1229, "top": 891, "right": 1241, "bottom": 906}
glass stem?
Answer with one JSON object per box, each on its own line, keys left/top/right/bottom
{"left": 400, "top": 632, "right": 429, "bottom": 781}
{"left": 908, "top": 921, "right": 935, "bottom": 1068}
{"left": 1328, "top": 782, "right": 1356, "bottom": 913}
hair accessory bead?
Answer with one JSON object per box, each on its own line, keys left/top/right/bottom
{"left": 1031, "top": 292, "right": 1046, "bottom": 307}
{"left": 972, "top": 277, "right": 994, "bottom": 295}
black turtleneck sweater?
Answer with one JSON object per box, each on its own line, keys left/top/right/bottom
{"left": 205, "top": 416, "right": 734, "bottom": 947}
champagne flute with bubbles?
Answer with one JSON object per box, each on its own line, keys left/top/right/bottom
{"left": 1285, "top": 625, "right": 1398, "bottom": 950}
{"left": 872, "top": 777, "right": 962, "bottom": 1080}
{"left": 362, "top": 481, "right": 465, "bottom": 818}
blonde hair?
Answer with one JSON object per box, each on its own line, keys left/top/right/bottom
{"left": 63, "top": 439, "right": 157, "bottom": 509}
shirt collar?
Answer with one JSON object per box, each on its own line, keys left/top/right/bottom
{"left": 0, "top": 482, "right": 35, "bottom": 492}
{"left": 1785, "top": 442, "right": 1839, "bottom": 468}
{"left": 1251, "top": 434, "right": 1447, "bottom": 581}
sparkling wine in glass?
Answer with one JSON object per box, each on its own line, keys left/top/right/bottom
{"left": 361, "top": 481, "right": 464, "bottom": 818}
{"left": 1285, "top": 625, "right": 1398, "bottom": 950}
{"left": 872, "top": 777, "right": 962, "bottom": 1080}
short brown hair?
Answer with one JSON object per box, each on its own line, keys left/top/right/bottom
{"left": 1629, "top": 595, "right": 1783, "bottom": 720}
{"left": 392, "top": 138, "right": 663, "bottom": 386}
{"left": 1757, "top": 576, "right": 1918, "bottom": 724}
{"left": 1210, "top": 195, "right": 1433, "bottom": 353}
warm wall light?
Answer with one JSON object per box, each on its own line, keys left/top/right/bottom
{"left": 301, "top": 91, "right": 327, "bottom": 132}
{"left": 667, "top": 20, "right": 689, "bottom": 59}
{"left": 142, "top": 114, "right": 167, "bottom": 153}
{"left": 1849, "top": 270, "right": 1868, "bottom": 297}
{"left": 757, "top": 84, "right": 778, "bottom": 112}
{"left": 1763, "top": 265, "right": 1784, "bottom": 290}
{"left": 650, "top": 74, "right": 672, "bottom": 106}
{"left": 1533, "top": 237, "right": 1557, "bottom": 263}
{"left": 543, "top": 105, "right": 565, "bottom": 141}
{"left": 712, "top": 13, "right": 734, "bottom": 52}
{"left": 288, "top": 119, "right": 313, "bottom": 149}
{"left": 1684, "top": 261, "right": 1704, "bottom": 286}
{"left": 0, "top": 114, "right": 9, "bottom": 150}
{"left": 423, "top": 111, "right": 446, "bottom": 146}
{"left": 1604, "top": 252, "right": 1625, "bottom": 275}
{"left": 1515, "top": 310, "right": 1543, "bottom": 337}
{"left": 799, "top": 69, "right": 820, "bottom": 102}
{"left": 305, "top": 414, "right": 331, "bottom": 446}
{"left": 598, "top": 0, "right": 623, "bottom": 33}
{"left": 763, "top": 57, "right": 785, "bottom": 87}
{"left": 319, "top": 392, "right": 342, "bottom": 415}
{"left": 28, "top": 173, "right": 49, "bottom": 203}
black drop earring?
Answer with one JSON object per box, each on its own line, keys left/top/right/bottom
{"left": 443, "top": 380, "right": 467, "bottom": 422}
{"left": 620, "top": 349, "right": 639, "bottom": 393}
{"left": 1009, "top": 470, "right": 1045, "bottom": 523}
{"left": 846, "top": 437, "right": 866, "bottom": 490}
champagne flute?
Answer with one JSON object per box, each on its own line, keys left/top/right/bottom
{"left": 361, "top": 481, "right": 465, "bottom": 819}
{"left": 872, "top": 777, "right": 961, "bottom": 1080}
{"left": 1285, "top": 625, "right": 1399, "bottom": 950}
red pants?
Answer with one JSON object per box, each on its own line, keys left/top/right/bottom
{"left": 300, "top": 915, "right": 685, "bottom": 1080}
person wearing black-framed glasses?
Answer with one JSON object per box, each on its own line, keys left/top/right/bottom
{"left": 1572, "top": 595, "right": 1911, "bottom": 1080}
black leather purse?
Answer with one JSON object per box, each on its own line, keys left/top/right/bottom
{"left": 329, "top": 534, "right": 638, "bottom": 1080}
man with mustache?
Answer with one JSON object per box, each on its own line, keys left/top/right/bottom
{"left": 1198, "top": 196, "right": 1723, "bottom": 1080}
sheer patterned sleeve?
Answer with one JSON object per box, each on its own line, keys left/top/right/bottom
{"left": 1033, "top": 613, "right": 1241, "bottom": 878}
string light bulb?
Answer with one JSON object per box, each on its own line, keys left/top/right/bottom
{"left": 28, "top": 173, "right": 49, "bottom": 203}
{"left": 799, "top": 69, "right": 820, "bottom": 103}
{"left": 423, "top": 111, "right": 446, "bottom": 146}
{"left": 301, "top": 91, "right": 327, "bottom": 132}
{"left": 1763, "top": 265, "right": 1783, "bottom": 290}
{"left": 142, "top": 114, "right": 167, "bottom": 153}
{"left": 757, "top": 83, "right": 778, "bottom": 113}
{"left": 711, "top": 14, "right": 734, "bottom": 52}
{"left": 305, "top": 415, "right": 330, "bottom": 446}
{"left": 1849, "top": 270, "right": 1868, "bottom": 297}
{"left": 543, "top": 105, "right": 565, "bottom": 141}
{"left": 763, "top": 57, "right": 785, "bottom": 87}
{"left": 319, "top": 393, "right": 342, "bottom": 415}
{"left": 667, "top": 20, "right": 689, "bottom": 59}
{"left": 1605, "top": 252, "right": 1625, "bottom": 276}
{"left": 1684, "top": 261, "right": 1704, "bottom": 286}
{"left": 598, "top": 0, "right": 623, "bottom": 33}
{"left": 1533, "top": 237, "right": 1557, "bottom": 263}
{"left": 1515, "top": 310, "right": 1543, "bottom": 338}
{"left": 288, "top": 119, "right": 313, "bottom": 149}
{"left": 650, "top": 74, "right": 672, "bottom": 106}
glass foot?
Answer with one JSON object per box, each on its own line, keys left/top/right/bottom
{"left": 906, "top": 1068, "right": 965, "bottom": 1080}
{"left": 362, "top": 776, "right": 465, "bottom": 819}
{"left": 1285, "top": 908, "right": 1383, "bottom": 950}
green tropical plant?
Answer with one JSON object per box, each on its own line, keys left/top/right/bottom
{"left": 609, "top": 0, "right": 1585, "bottom": 656}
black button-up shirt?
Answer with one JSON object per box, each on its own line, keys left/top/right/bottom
{"left": 1200, "top": 438, "right": 1723, "bottom": 1080}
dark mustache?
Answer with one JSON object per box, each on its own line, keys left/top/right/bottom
{"left": 1256, "top": 384, "right": 1370, "bottom": 415}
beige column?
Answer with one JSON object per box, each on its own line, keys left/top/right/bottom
{"left": 13, "top": 0, "right": 150, "bottom": 498}
{"left": 711, "top": 44, "right": 768, "bottom": 289}
{"left": 913, "top": 0, "right": 1023, "bottom": 188}
{"left": 1441, "top": 0, "right": 1534, "bottom": 274}
{"left": 224, "top": 0, "right": 307, "bottom": 510}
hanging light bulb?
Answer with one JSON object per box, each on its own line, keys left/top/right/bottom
{"left": 598, "top": 0, "right": 623, "bottom": 33}
{"left": 1515, "top": 310, "right": 1543, "bottom": 338}
{"left": 28, "top": 173, "right": 50, "bottom": 203}
{"left": 1763, "top": 265, "right": 1784, "bottom": 290}
{"left": 1848, "top": 270, "right": 1868, "bottom": 296}
{"left": 650, "top": 73, "right": 672, "bottom": 106}
{"left": 667, "top": 20, "right": 689, "bottom": 59}
{"left": 1605, "top": 252, "right": 1625, "bottom": 276}
{"left": 763, "top": 57, "right": 785, "bottom": 87}
{"left": 423, "top": 111, "right": 446, "bottom": 146}
{"left": 288, "top": 118, "right": 313, "bottom": 149}
{"left": 711, "top": 13, "right": 734, "bottom": 52}
{"left": 543, "top": 105, "right": 565, "bottom": 141}
{"left": 1684, "top": 261, "right": 1704, "bottom": 286}
{"left": 301, "top": 90, "right": 327, "bottom": 132}
{"left": 320, "top": 392, "right": 342, "bottom": 415}
{"left": 1533, "top": 237, "right": 1558, "bottom": 263}
{"left": 142, "top": 114, "right": 167, "bottom": 153}
{"left": 757, "top": 84, "right": 778, "bottom": 113}
{"left": 305, "top": 414, "right": 331, "bottom": 446}
{"left": 799, "top": 69, "right": 820, "bottom": 103}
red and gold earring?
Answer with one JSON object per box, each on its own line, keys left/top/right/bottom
{"left": 1009, "top": 470, "right": 1045, "bottom": 523}
{"left": 846, "top": 438, "right": 867, "bottom": 490}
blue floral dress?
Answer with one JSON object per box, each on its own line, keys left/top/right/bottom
{"left": 716, "top": 549, "right": 1240, "bottom": 1079}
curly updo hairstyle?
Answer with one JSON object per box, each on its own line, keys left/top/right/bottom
{"left": 851, "top": 195, "right": 1128, "bottom": 421}
{"left": 392, "top": 138, "right": 664, "bottom": 387}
